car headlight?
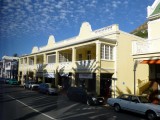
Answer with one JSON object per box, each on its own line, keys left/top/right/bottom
{"left": 92, "top": 97, "right": 97, "bottom": 101}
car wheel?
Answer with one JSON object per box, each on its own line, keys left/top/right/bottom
{"left": 146, "top": 111, "right": 156, "bottom": 120}
{"left": 87, "top": 100, "right": 91, "bottom": 106}
{"left": 46, "top": 91, "right": 50, "bottom": 95}
{"left": 114, "top": 104, "right": 121, "bottom": 112}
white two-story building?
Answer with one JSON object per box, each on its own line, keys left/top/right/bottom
{"left": 0, "top": 56, "right": 19, "bottom": 79}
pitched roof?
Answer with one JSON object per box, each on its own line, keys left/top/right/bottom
{"left": 151, "top": 2, "right": 160, "bottom": 16}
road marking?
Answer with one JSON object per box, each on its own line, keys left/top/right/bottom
{"left": 7, "top": 95, "right": 57, "bottom": 120}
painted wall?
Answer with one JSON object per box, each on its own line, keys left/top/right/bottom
{"left": 116, "top": 32, "right": 149, "bottom": 95}
{"left": 148, "top": 19, "right": 160, "bottom": 39}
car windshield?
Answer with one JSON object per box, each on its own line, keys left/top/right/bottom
{"left": 30, "top": 81, "right": 35, "bottom": 84}
{"left": 138, "top": 96, "right": 150, "bottom": 103}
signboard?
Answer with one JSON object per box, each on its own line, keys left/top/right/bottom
{"left": 79, "top": 73, "right": 93, "bottom": 79}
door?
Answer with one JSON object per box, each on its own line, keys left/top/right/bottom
{"left": 128, "top": 96, "right": 146, "bottom": 114}
{"left": 100, "top": 73, "right": 112, "bottom": 98}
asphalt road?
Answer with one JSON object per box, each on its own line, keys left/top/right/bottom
{"left": 0, "top": 83, "right": 148, "bottom": 120}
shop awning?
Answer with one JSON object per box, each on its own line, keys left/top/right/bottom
{"left": 44, "top": 73, "right": 55, "bottom": 78}
{"left": 140, "top": 59, "right": 160, "bottom": 64}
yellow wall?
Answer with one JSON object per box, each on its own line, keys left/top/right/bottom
{"left": 116, "top": 32, "right": 149, "bottom": 95}
{"left": 101, "top": 60, "right": 114, "bottom": 73}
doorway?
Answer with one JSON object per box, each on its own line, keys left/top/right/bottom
{"left": 100, "top": 73, "right": 112, "bottom": 98}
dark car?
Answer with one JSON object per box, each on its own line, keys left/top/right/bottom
{"left": 4, "top": 78, "right": 11, "bottom": 84}
{"left": 38, "top": 83, "right": 58, "bottom": 95}
{"left": 67, "top": 87, "right": 105, "bottom": 105}
{"left": 8, "top": 79, "right": 19, "bottom": 85}
{"left": 0, "top": 78, "right": 5, "bottom": 84}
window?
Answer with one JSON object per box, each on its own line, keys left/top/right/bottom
{"left": 87, "top": 51, "right": 91, "bottom": 60}
{"left": 119, "top": 94, "right": 130, "bottom": 101}
{"left": 47, "top": 54, "right": 56, "bottom": 63}
{"left": 59, "top": 53, "right": 72, "bottom": 62}
{"left": 29, "top": 58, "right": 34, "bottom": 65}
{"left": 78, "top": 54, "right": 82, "bottom": 61}
{"left": 101, "top": 44, "right": 114, "bottom": 60}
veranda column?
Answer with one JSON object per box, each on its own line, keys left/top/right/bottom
{"left": 72, "top": 47, "right": 76, "bottom": 87}
{"left": 34, "top": 55, "right": 37, "bottom": 80}
{"left": 18, "top": 58, "right": 21, "bottom": 81}
{"left": 55, "top": 51, "right": 59, "bottom": 87}
{"left": 26, "top": 57, "right": 29, "bottom": 80}
{"left": 96, "top": 41, "right": 101, "bottom": 95}
{"left": 43, "top": 53, "right": 47, "bottom": 83}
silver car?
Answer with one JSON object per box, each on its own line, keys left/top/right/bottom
{"left": 24, "top": 80, "right": 39, "bottom": 90}
{"left": 107, "top": 94, "right": 160, "bottom": 120}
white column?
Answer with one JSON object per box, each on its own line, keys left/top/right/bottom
{"left": 55, "top": 51, "right": 59, "bottom": 87}
{"left": 96, "top": 41, "right": 101, "bottom": 95}
{"left": 43, "top": 53, "right": 47, "bottom": 83}
{"left": 72, "top": 47, "right": 76, "bottom": 87}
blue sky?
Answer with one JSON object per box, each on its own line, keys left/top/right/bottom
{"left": 0, "top": 0, "right": 154, "bottom": 58}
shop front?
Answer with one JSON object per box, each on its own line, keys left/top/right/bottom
{"left": 140, "top": 59, "right": 160, "bottom": 102}
{"left": 58, "top": 72, "right": 72, "bottom": 90}
{"left": 75, "top": 73, "right": 96, "bottom": 92}
{"left": 44, "top": 72, "right": 55, "bottom": 86}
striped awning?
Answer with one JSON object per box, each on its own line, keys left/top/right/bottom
{"left": 140, "top": 59, "right": 160, "bottom": 64}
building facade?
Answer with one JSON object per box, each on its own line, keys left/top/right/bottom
{"left": 0, "top": 56, "right": 19, "bottom": 79}
{"left": 132, "top": 0, "right": 160, "bottom": 101}
{"left": 19, "top": 22, "right": 145, "bottom": 97}
{"left": 0, "top": 61, "right": 3, "bottom": 78}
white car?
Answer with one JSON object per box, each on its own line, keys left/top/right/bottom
{"left": 24, "top": 80, "right": 39, "bottom": 90}
{"left": 107, "top": 94, "right": 160, "bottom": 120}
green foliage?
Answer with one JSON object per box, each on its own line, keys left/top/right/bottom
{"left": 13, "top": 53, "right": 18, "bottom": 57}
{"left": 134, "top": 30, "right": 148, "bottom": 38}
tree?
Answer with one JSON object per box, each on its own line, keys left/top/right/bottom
{"left": 13, "top": 53, "right": 18, "bottom": 57}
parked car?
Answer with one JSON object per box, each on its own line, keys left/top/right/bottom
{"left": 38, "top": 83, "right": 58, "bottom": 95}
{"left": 0, "top": 78, "right": 5, "bottom": 84}
{"left": 67, "top": 87, "right": 105, "bottom": 106}
{"left": 107, "top": 94, "right": 160, "bottom": 120}
{"left": 24, "top": 80, "right": 39, "bottom": 90}
{"left": 5, "top": 78, "right": 11, "bottom": 84}
{"left": 8, "top": 79, "right": 19, "bottom": 85}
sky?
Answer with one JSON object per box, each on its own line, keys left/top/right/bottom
{"left": 0, "top": 0, "right": 154, "bottom": 58}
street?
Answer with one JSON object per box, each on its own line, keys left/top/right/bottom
{"left": 0, "top": 83, "right": 147, "bottom": 120}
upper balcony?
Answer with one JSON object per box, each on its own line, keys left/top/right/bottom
{"left": 132, "top": 38, "right": 160, "bottom": 56}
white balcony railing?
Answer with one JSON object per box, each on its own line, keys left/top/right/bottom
{"left": 5, "top": 66, "right": 11, "bottom": 70}
{"left": 76, "top": 59, "right": 96, "bottom": 70}
{"left": 132, "top": 38, "right": 160, "bottom": 55}
{"left": 58, "top": 62, "right": 72, "bottom": 72}
{"left": 37, "top": 64, "right": 43, "bottom": 71}
{"left": 28, "top": 65, "right": 35, "bottom": 70}
{"left": 45, "top": 63, "right": 56, "bottom": 70}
